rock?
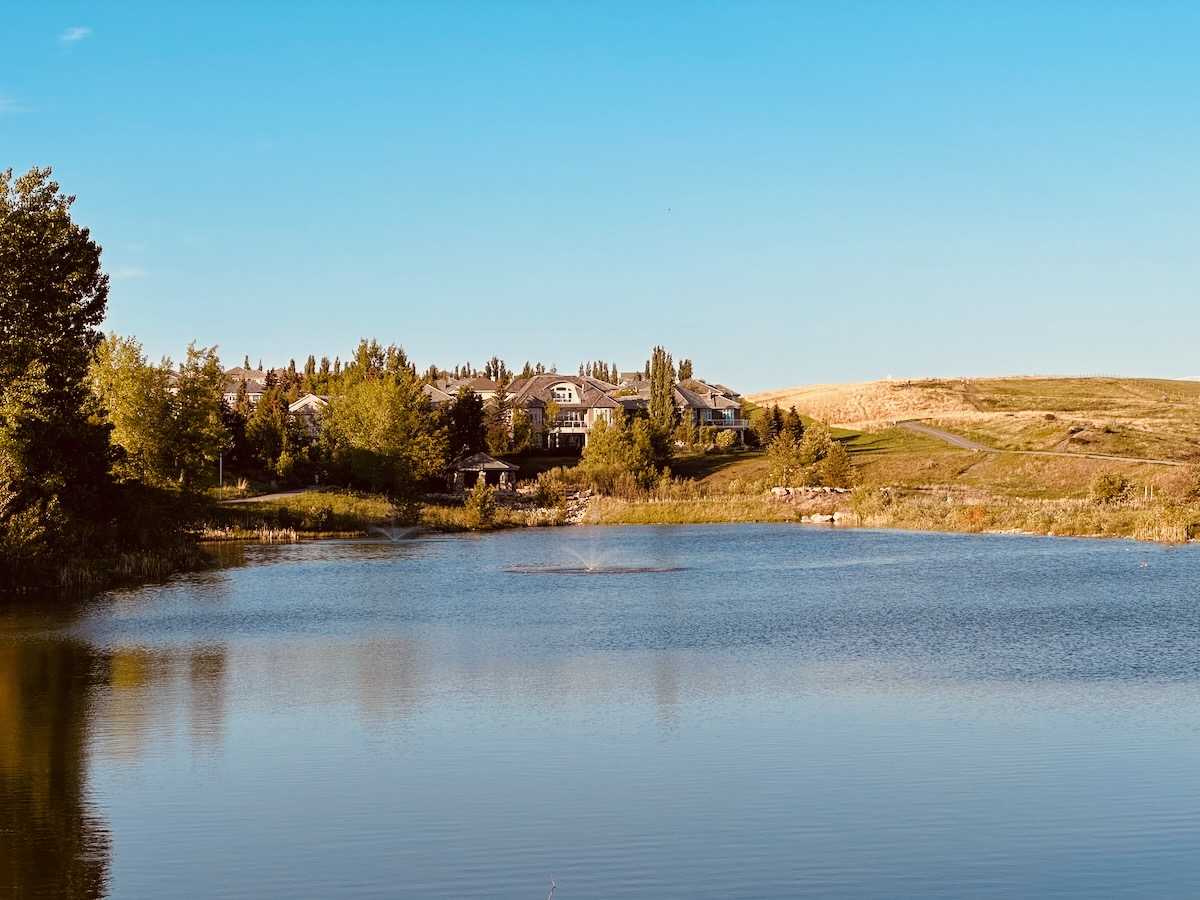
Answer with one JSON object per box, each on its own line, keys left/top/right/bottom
{"left": 832, "top": 511, "right": 845, "bottom": 522}
{"left": 810, "top": 513, "right": 834, "bottom": 523}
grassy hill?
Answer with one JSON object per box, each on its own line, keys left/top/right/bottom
{"left": 749, "top": 376, "right": 1200, "bottom": 464}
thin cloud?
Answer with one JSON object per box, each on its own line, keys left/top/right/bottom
{"left": 0, "top": 92, "right": 27, "bottom": 114}
{"left": 59, "top": 26, "right": 91, "bottom": 46}
{"left": 110, "top": 266, "right": 148, "bottom": 280}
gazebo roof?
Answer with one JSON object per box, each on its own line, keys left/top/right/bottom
{"left": 452, "top": 452, "right": 520, "bottom": 472}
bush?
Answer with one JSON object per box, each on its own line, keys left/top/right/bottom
{"left": 463, "top": 479, "right": 496, "bottom": 529}
{"left": 534, "top": 470, "right": 567, "bottom": 507}
{"left": 1091, "top": 470, "right": 1132, "bottom": 505}
{"left": 715, "top": 430, "right": 737, "bottom": 451}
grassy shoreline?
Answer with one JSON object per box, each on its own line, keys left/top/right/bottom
{"left": 584, "top": 491, "right": 1200, "bottom": 543}
{"left": 201, "top": 485, "right": 1200, "bottom": 545}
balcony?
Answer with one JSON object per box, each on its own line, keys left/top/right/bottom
{"left": 550, "top": 419, "right": 589, "bottom": 431}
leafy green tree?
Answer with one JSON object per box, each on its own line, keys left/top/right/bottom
{"left": 166, "top": 344, "right": 230, "bottom": 489}
{"left": 245, "top": 384, "right": 308, "bottom": 479}
{"left": 1091, "top": 470, "right": 1131, "bottom": 505}
{"left": 798, "top": 420, "right": 833, "bottom": 465}
{"left": 1, "top": 168, "right": 113, "bottom": 582}
{"left": 321, "top": 374, "right": 445, "bottom": 497}
{"left": 581, "top": 410, "right": 665, "bottom": 491}
{"left": 90, "top": 334, "right": 173, "bottom": 484}
{"left": 678, "top": 358, "right": 693, "bottom": 381}
{"left": 510, "top": 406, "right": 535, "bottom": 451}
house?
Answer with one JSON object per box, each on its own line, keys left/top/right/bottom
{"left": 222, "top": 367, "right": 283, "bottom": 408}
{"left": 288, "top": 393, "right": 329, "bottom": 438}
{"left": 506, "top": 374, "right": 619, "bottom": 449}
{"left": 612, "top": 378, "right": 749, "bottom": 441}
{"left": 421, "top": 383, "right": 456, "bottom": 409}
{"left": 673, "top": 381, "right": 749, "bottom": 436}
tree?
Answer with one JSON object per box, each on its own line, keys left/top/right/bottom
{"left": 798, "top": 420, "right": 833, "bottom": 465}
{"left": 648, "top": 346, "right": 677, "bottom": 433}
{"left": 1, "top": 168, "right": 113, "bottom": 582}
{"left": 678, "top": 358, "right": 693, "bottom": 381}
{"left": 753, "top": 404, "right": 782, "bottom": 447}
{"left": 166, "top": 344, "right": 230, "bottom": 489}
{"left": 580, "top": 410, "right": 668, "bottom": 491}
{"left": 90, "top": 334, "right": 173, "bottom": 484}
{"left": 783, "top": 406, "right": 805, "bottom": 442}
{"left": 321, "top": 374, "right": 445, "bottom": 497}
{"left": 819, "top": 441, "right": 854, "bottom": 487}
{"left": 441, "top": 387, "right": 486, "bottom": 458}
{"left": 766, "top": 431, "right": 808, "bottom": 486}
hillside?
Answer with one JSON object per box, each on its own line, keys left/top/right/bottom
{"left": 749, "top": 377, "right": 1200, "bottom": 463}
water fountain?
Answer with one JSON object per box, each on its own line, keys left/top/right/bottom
{"left": 503, "top": 549, "right": 681, "bottom": 575}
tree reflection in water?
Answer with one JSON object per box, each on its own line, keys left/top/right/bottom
{"left": 0, "top": 625, "right": 110, "bottom": 898}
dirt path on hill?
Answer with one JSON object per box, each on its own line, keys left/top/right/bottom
{"left": 897, "top": 421, "right": 1185, "bottom": 467}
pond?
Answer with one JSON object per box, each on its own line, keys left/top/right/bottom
{"left": 2, "top": 525, "right": 1198, "bottom": 897}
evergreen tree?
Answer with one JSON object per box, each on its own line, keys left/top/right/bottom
{"left": 783, "top": 406, "right": 805, "bottom": 442}
{"left": 678, "top": 358, "right": 693, "bottom": 381}
{"left": 440, "top": 388, "right": 486, "bottom": 458}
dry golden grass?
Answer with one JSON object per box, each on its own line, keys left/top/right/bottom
{"left": 750, "top": 376, "right": 1200, "bottom": 461}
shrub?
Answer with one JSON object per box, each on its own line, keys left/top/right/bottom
{"left": 1091, "top": 470, "right": 1132, "bottom": 505}
{"left": 715, "top": 430, "right": 737, "bottom": 450}
{"left": 534, "top": 470, "right": 567, "bottom": 507}
{"left": 463, "top": 479, "right": 496, "bottom": 529}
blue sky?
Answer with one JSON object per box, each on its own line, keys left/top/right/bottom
{"left": 4, "top": 2, "right": 1197, "bottom": 392}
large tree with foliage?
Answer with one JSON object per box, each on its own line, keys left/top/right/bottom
{"left": 1, "top": 168, "right": 113, "bottom": 582}
{"left": 90, "top": 333, "right": 173, "bottom": 484}
{"left": 321, "top": 371, "right": 445, "bottom": 497}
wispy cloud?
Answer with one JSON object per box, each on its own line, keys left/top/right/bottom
{"left": 110, "top": 266, "right": 148, "bottom": 280}
{"left": 59, "top": 26, "right": 91, "bottom": 46}
{"left": 0, "top": 92, "right": 27, "bottom": 114}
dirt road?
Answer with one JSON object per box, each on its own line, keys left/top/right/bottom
{"left": 897, "top": 421, "right": 1184, "bottom": 467}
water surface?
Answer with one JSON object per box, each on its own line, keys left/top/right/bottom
{"left": 3, "top": 525, "right": 1198, "bottom": 897}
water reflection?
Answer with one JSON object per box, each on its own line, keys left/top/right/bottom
{"left": 0, "top": 619, "right": 109, "bottom": 898}
{"left": 92, "top": 645, "right": 227, "bottom": 762}
{"left": 3, "top": 528, "right": 1199, "bottom": 898}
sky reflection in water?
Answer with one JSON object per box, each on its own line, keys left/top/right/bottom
{"left": 3, "top": 525, "right": 1198, "bottom": 897}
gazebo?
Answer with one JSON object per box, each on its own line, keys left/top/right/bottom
{"left": 450, "top": 452, "right": 520, "bottom": 492}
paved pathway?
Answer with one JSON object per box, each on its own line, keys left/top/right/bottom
{"left": 896, "top": 421, "right": 1184, "bottom": 467}
{"left": 219, "top": 486, "right": 322, "bottom": 504}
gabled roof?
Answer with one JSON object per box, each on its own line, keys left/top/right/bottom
{"left": 674, "top": 384, "right": 741, "bottom": 411}
{"left": 422, "top": 383, "right": 455, "bottom": 405}
{"left": 288, "top": 394, "right": 328, "bottom": 414}
{"left": 507, "top": 374, "right": 619, "bottom": 410}
{"left": 464, "top": 376, "right": 499, "bottom": 393}
{"left": 452, "top": 452, "right": 520, "bottom": 472}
